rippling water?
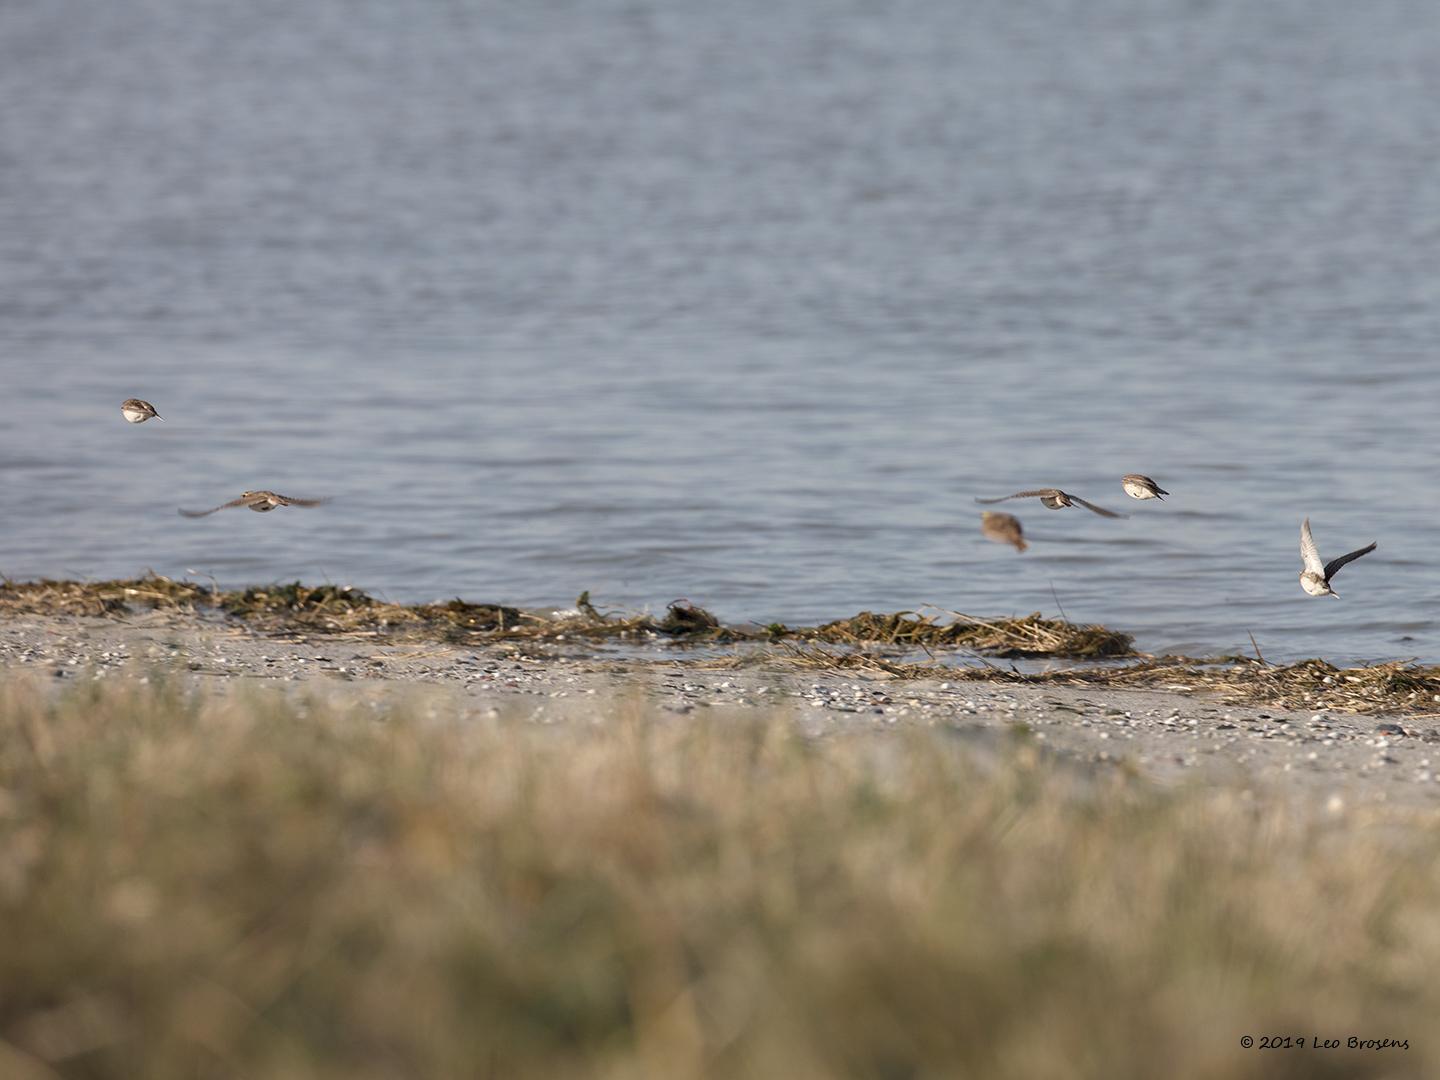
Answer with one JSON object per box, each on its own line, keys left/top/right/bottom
{"left": 3, "top": 1, "right": 1439, "bottom": 662}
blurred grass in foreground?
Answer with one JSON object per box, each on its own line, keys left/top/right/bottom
{"left": 0, "top": 676, "right": 1437, "bottom": 1079}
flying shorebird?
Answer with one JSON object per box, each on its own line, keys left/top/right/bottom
{"left": 974, "top": 489, "right": 1127, "bottom": 519}
{"left": 1121, "top": 474, "right": 1168, "bottom": 500}
{"left": 1299, "top": 518, "right": 1376, "bottom": 598}
{"left": 178, "top": 491, "right": 330, "bottom": 518}
{"left": 980, "top": 511, "right": 1028, "bottom": 552}
{"left": 120, "top": 398, "right": 162, "bottom": 423}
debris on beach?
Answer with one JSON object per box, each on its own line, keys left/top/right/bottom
{"left": 802, "top": 609, "right": 1134, "bottom": 659}
{"left": 0, "top": 578, "right": 1131, "bottom": 656}
{"left": 758, "top": 651, "right": 1440, "bottom": 718}
{"left": 6, "top": 577, "right": 1440, "bottom": 714}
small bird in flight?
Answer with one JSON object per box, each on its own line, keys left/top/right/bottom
{"left": 980, "top": 511, "right": 1028, "bottom": 552}
{"left": 121, "top": 398, "right": 163, "bottom": 423}
{"left": 1299, "top": 518, "right": 1376, "bottom": 598}
{"left": 975, "top": 489, "right": 1127, "bottom": 519}
{"left": 1121, "top": 474, "right": 1168, "bottom": 501}
{"left": 179, "top": 491, "right": 330, "bottom": 518}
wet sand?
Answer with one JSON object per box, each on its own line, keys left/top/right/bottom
{"left": 3, "top": 610, "right": 1437, "bottom": 805}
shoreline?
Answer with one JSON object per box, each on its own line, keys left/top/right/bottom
{"left": 3, "top": 575, "right": 1440, "bottom": 716}
{"left": 3, "top": 607, "right": 1437, "bottom": 805}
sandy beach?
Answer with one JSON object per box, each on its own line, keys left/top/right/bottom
{"left": 5, "top": 608, "right": 1434, "bottom": 806}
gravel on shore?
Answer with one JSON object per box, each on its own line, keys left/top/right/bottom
{"left": 3, "top": 610, "right": 1436, "bottom": 805}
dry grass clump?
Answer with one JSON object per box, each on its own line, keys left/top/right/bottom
{"left": 0, "top": 577, "right": 212, "bottom": 617}
{"left": 220, "top": 584, "right": 526, "bottom": 638}
{"left": 1, "top": 676, "right": 1437, "bottom": 1079}
{"left": 1114, "top": 656, "right": 1440, "bottom": 716}
{"left": 218, "top": 582, "right": 399, "bottom": 630}
{"left": 804, "top": 609, "right": 1135, "bottom": 658}
{"left": 531, "top": 597, "right": 743, "bottom": 643}
{"left": 724, "top": 649, "right": 1440, "bottom": 720}
{"left": 0, "top": 577, "right": 724, "bottom": 642}
{"left": 914, "top": 655, "right": 1440, "bottom": 717}
{"left": 219, "top": 588, "right": 734, "bottom": 642}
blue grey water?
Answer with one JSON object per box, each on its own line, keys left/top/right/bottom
{"left": 3, "top": 1, "right": 1438, "bottom": 663}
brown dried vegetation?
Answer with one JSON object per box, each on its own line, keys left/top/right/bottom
{"left": 1, "top": 677, "right": 1438, "bottom": 1079}
{"left": 0, "top": 578, "right": 1133, "bottom": 657}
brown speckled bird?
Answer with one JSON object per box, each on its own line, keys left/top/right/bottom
{"left": 980, "top": 511, "right": 1027, "bottom": 552}
{"left": 120, "top": 398, "right": 162, "bottom": 423}
{"left": 975, "top": 488, "right": 1127, "bottom": 519}
{"left": 178, "top": 491, "right": 329, "bottom": 518}
{"left": 1121, "top": 474, "right": 1169, "bottom": 501}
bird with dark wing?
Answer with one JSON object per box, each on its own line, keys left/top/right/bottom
{"left": 1299, "top": 518, "right": 1375, "bottom": 598}
{"left": 179, "top": 491, "right": 330, "bottom": 518}
{"left": 975, "top": 488, "right": 1127, "bottom": 519}
{"left": 121, "top": 398, "right": 163, "bottom": 423}
{"left": 1121, "top": 474, "right": 1168, "bottom": 501}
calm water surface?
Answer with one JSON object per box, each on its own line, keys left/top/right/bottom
{"left": 3, "top": 1, "right": 1439, "bottom": 662}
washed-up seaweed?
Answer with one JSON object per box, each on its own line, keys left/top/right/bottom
{"left": 0, "top": 577, "right": 1131, "bottom": 657}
